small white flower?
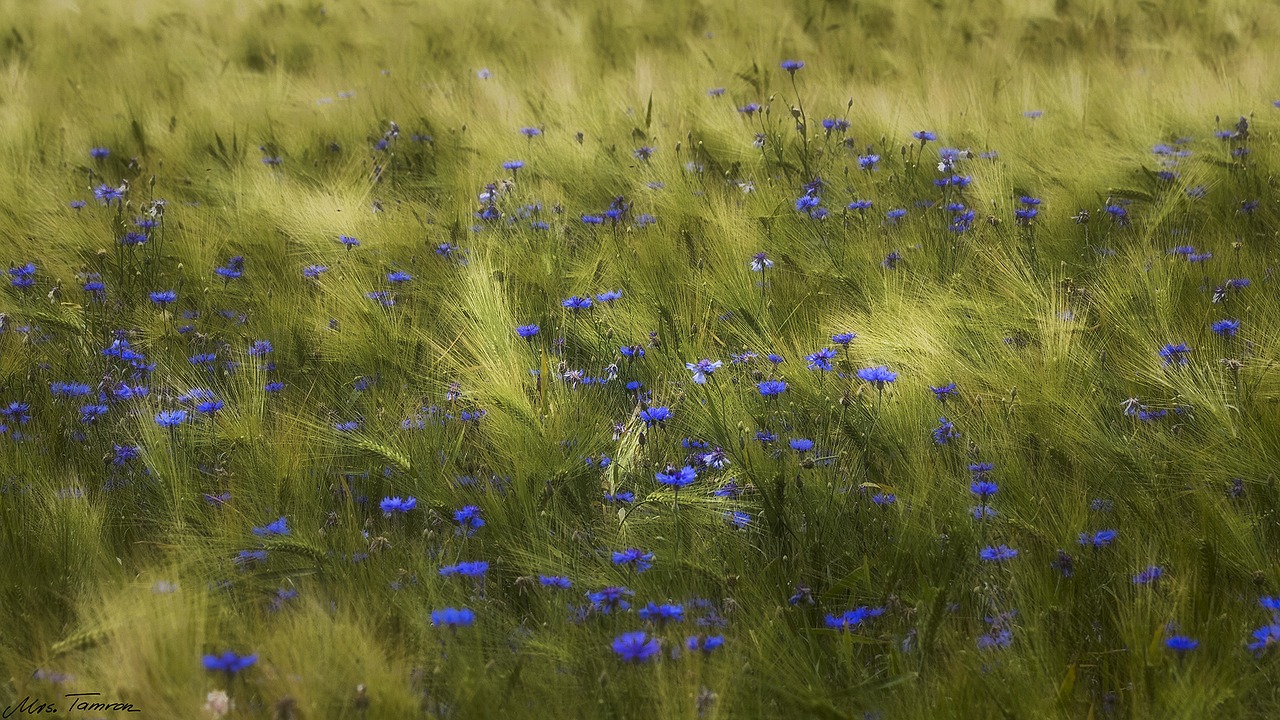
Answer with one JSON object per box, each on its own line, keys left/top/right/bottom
{"left": 204, "top": 690, "right": 232, "bottom": 718}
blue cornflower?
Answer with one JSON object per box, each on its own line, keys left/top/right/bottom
{"left": 596, "top": 289, "right": 623, "bottom": 303}
{"left": 913, "top": 130, "right": 937, "bottom": 143}
{"left": 977, "top": 612, "right": 1017, "bottom": 649}
{"left": 79, "top": 404, "right": 109, "bottom": 423}
{"left": 516, "top": 324, "right": 539, "bottom": 339}
{"left": 604, "top": 491, "right": 635, "bottom": 504}
{"left": 94, "top": 183, "right": 124, "bottom": 204}
{"left": 51, "top": 382, "right": 93, "bottom": 398}
{"left": 154, "top": 409, "right": 187, "bottom": 428}
{"left": 439, "top": 561, "right": 489, "bottom": 577}
{"left": 562, "top": 296, "right": 593, "bottom": 311}
{"left": 977, "top": 627, "right": 1013, "bottom": 650}
{"left": 1050, "top": 550, "right": 1074, "bottom": 577}
{"left": 805, "top": 348, "right": 837, "bottom": 372}
{"left": 656, "top": 465, "right": 697, "bottom": 488}
{"left": 202, "top": 651, "right": 258, "bottom": 674}
{"left": 640, "top": 407, "right": 671, "bottom": 426}
{"left": 789, "top": 438, "right": 814, "bottom": 452}
{"left": 686, "top": 359, "right": 722, "bottom": 384}
{"left": 252, "top": 517, "right": 289, "bottom": 537}
{"left": 832, "top": 332, "right": 856, "bottom": 346}
{"left": 612, "top": 631, "right": 660, "bottom": 662}
{"left": 520, "top": 127, "right": 542, "bottom": 138}
{"left": 540, "top": 575, "right": 572, "bottom": 589}
{"left": 686, "top": 635, "right": 726, "bottom": 652}
{"left": 788, "top": 586, "right": 814, "bottom": 606}
{"left": 453, "top": 505, "right": 485, "bottom": 532}
{"left": 1133, "top": 566, "right": 1164, "bottom": 585}
{"left": 1104, "top": 204, "right": 1130, "bottom": 225}
{"left": 303, "top": 264, "right": 328, "bottom": 278}
{"left": 387, "top": 270, "right": 413, "bottom": 283}
{"left": 930, "top": 383, "right": 958, "bottom": 401}
{"left": 587, "top": 586, "right": 633, "bottom": 613}
{"left": 780, "top": 59, "right": 804, "bottom": 74}
{"left": 714, "top": 482, "right": 741, "bottom": 498}
{"left": 365, "top": 291, "right": 395, "bottom": 307}
{"left": 149, "top": 290, "right": 177, "bottom": 306}
{"left": 824, "top": 606, "right": 885, "bottom": 630}
{"left": 725, "top": 510, "right": 751, "bottom": 528}
{"left": 932, "top": 417, "right": 958, "bottom": 445}
{"left": 195, "top": 399, "right": 224, "bottom": 415}
{"left": 872, "top": 493, "right": 896, "bottom": 506}
{"left": 431, "top": 607, "right": 475, "bottom": 626}
{"left": 612, "top": 548, "right": 654, "bottom": 572}
{"left": 758, "top": 379, "right": 787, "bottom": 396}
{"left": 971, "top": 480, "right": 998, "bottom": 498}
{"left": 885, "top": 208, "right": 907, "bottom": 223}
{"left": 1079, "top": 530, "right": 1118, "bottom": 548}
{"left": 82, "top": 275, "right": 106, "bottom": 296}
{"left": 857, "top": 365, "right": 898, "bottom": 386}
{"left": 750, "top": 252, "right": 774, "bottom": 272}
{"left": 338, "top": 235, "right": 360, "bottom": 248}
{"left": 1249, "top": 624, "right": 1280, "bottom": 654}
{"left": 379, "top": 496, "right": 417, "bottom": 514}
{"left": 236, "top": 550, "right": 267, "bottom": 566}
{"left": 1212, "top": 319, "right": 1239, "bottom": 338}
{"left": 980, "top": 545, "right": 1018, "bottom": 562}
{"left": 849, "top": 199, "right": 873, "bottom": 211}
{"left": 795, "top": 192, "right": 820, "bottom": 213}
{"left": 503, "top": 160, "right": 524, "bottom": 171}
{"left": 1166, "top": 636, "right": 1198, "bottom": 653}
{"left": 90, "top": 147, "right": 110, "bottom": 159}
{"left": 214, "top": 256, "right": 244, "bottom": 280}
{"left": 639, "top": 602, "right": 685, "bottom": 623}
{"left": 857, "top": 154, "right": 880, "bottom": 170}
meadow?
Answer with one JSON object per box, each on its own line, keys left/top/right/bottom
{"left": 1, "top": 0, "right": 1279, "bottom": 717}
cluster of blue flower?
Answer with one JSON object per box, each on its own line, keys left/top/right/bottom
{"left": 7, "top": 51, "right": 1278, "bottom": 697}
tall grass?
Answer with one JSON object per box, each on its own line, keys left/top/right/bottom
{"left": 0, "top": 0, "right": 1279, "bottom": 717}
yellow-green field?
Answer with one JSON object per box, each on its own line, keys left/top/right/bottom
{"left": 1, "top": 0, "right": 1279, "bottom": 717}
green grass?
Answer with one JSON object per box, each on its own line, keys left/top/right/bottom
{"left": 1, "top": 0, "right": 1280, "bottom": 717}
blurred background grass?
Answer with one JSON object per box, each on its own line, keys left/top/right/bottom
{"left": 0, "top": 0, "right": 1279, "bottom": 717}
